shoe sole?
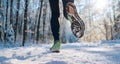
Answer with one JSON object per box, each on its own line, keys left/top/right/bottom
{"left": 66, "top": 2, "right": 85, "bottom": 38}
{"left": 51, "top": 50, "right": 60, "bottom": 53}
{"left": 50, "top": 48, "right": 60, "bottom": 53}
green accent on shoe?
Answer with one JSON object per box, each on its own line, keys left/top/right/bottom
{"left": 50, "top": 41, "right": 61, "bottom": 52}
{"left": 67, "top": 15, "right": 73, "bottom": 23}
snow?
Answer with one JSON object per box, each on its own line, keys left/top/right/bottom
{"left": 0, "top": 40, "right": 120, "bottom": 64}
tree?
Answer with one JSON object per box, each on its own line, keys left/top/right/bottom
{"left": 4, "top": 0, "right": 9, "bottom": 42}
{"left": 3, "top": 0, "right": 15, "bottom": 46}
{"left": 36, "top": 0, "right": 43, "bottom": 43}
{"left": 14, "top": 0, "right": 20, "bottom": 42}
{"left": 22, "top": 0, "right": 28, "bottom": 46}
{"left": 10, "top": 0, "right": 13, "bottom": 24}
{"left": 0, "top": 0, "right": 1, "bottom": 37}
{"left": 0, "top": 0, "right": 1, "bottom": 8}
{"left": 42, "top": 2, "right": 47, "bottom": 42}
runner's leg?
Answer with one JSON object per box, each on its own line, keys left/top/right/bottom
{"left": 49, "top": 0, "right": 60, "bottom": 41}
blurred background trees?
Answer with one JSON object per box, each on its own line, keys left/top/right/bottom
{"left": 0, "top": 0, "right": 120, "bottom": 46}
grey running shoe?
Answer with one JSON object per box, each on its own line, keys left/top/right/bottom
{"left": 66, "top": 2, "right": 85, "bottom": 38}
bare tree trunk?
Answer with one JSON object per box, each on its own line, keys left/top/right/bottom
{"left": 14, "top": 0, "right": 20, "bottom": 42}
{"left": 4, "top": 0, "right": 8, "bottom": 42}
{"left": 111, "top": 0, "right": 116, "bottom": 40}
{"left": 42, "top": 3, "right": 47, "bottom": 42}
{"left": 0, "top": 0, "right": 2, "bottom": 40}
{"left": 22, "top": 0, "right": 28, "bottom": 46}
{"left": 112, "top": 0, "right": 116, "bottom": 22}
{"left": 0, "top": 0, "right": 1, "bottom": 7}
{"left": 5, "top": 0, "right": 8, "bottom": 33}
{"left": 2, "top": 0, "right": 6, "bottom": 43}
{"left": 10, "top": 0, "right": 13, "bottom": 24}
{"left": 103, "top": 19, "right": 108, "bottom": 40}
{"left": 36, "top": 0, "right": 43, "bottom": 43}
{"left": 118, "top": 0, "right": 120, "bottom": 9}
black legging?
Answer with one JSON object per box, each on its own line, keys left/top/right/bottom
{"left": 49, "top": 0, "right": 74, "bottom": 41}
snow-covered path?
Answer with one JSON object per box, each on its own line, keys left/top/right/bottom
{"left": 0, "top": 40, "right": 120, "bottom": 64}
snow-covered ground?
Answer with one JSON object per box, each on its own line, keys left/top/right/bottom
{"left": 0, "top": 40, "right": 120, "bottom": 64}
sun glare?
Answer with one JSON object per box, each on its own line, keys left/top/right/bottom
{"left": 93, "top": 0, "right": 109, "bottom": 12}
